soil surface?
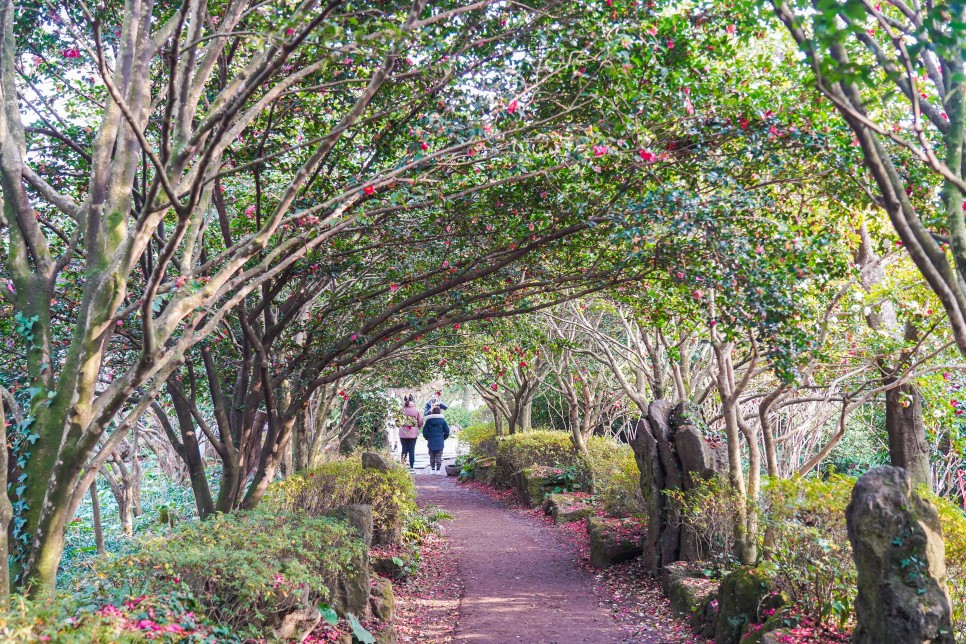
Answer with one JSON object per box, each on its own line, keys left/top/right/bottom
{"left": 416, "top": 474, "right": 623, "bottom": 644}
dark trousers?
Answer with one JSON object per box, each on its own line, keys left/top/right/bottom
{"left": 400, "top": 438, "right": 417, "bottom": 468}
{"left": 429, "top": 450, "right": 443, "bottom": 470}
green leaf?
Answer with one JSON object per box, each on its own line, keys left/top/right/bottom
{"left": 318, "top": 604, "right": 338, "bottom": 626}
{"left": 347, "top": 613, "right": 376, "bottom": 644}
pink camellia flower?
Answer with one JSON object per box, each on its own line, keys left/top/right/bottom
{"left": 245, "top": 205, "right": 255, "bottom": 217}
{"left": 647, "top": 26, "right": 657, "bottom": 36}
{"left": 593, "top": 145, "right": 608, "bottom": 156}
{"left": 676, "top": 271, "right": 684, "bottom": 279}
{"left": 726, "top": 24, "right": 736, "bottom": 35}
{"left": 62, "top": 48, "right": 80, "bottom": 58}
{"left": 639, "top": 149, "right": 656, "bottom": 162}
{"left": 442, "top": 260, "right": 449, "bottom": 268}
{"left": 491, "top": 383, "right": 498, "bottom": 391}
{"left": 285, "top": 27, "right": 294, "bottom": 36}
{"left": 684, "top": 96, "right": 694, "bottom": 115}
{"left": 666, "top": 39, "right": 674, "bottom": 49}
{"left": 389, "top": 283, "right": 399, "bottom": 292}
{"left": 507, "top": 100, "right": 519, "bottom": 114}
{"left": 363, "top": 185, "right": 375, "bottom": 195}
{"left": 693, "top": 290, "right": 703, "bottom": 299}
{"left": 350, "top": 334, "right": 357, "bottom": 341}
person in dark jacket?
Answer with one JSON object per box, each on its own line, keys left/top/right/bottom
{"left": 422, "top": 405, "right": 450, "bottom": 471}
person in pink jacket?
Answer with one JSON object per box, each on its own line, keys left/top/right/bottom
{"left": 399, "top": 394, "right": 422, "bottom": 470}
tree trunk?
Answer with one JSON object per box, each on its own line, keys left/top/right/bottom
{"left": 0, "top": 392, "right": 13, "bottom": 604}
{"left": 885, "top": 381, "right": 931, "bottom": 488}
{"left": 90, "top": 479, "right": 104, "bottom": 556}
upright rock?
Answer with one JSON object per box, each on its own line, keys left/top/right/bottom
{"left": 629, "top": 400, "right": 728, "bottom": 572}
{"left": 846, "top": 466, "right": 954, "bottom": 644}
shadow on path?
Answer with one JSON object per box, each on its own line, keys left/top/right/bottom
{"left": 415, "top": 475, "right": 622, "bottom": 644}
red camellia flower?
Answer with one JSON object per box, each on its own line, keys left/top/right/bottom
{"left": 593, "top": 144, "right": 608, "bottom": 156}
{"left": 420, "top": 141, "right": 429, "bottom": 150}
{"left": 454, "top": 323, "right": 460, "bottom": 330}
{"left": 507, "top": 100, "right": 519, "bottom": 114}
{"left": 666, "top": 39, "right": 674, "bottom": 49}
{"left": 639, "top": 149, "right": 656, "bottom": 162}
{"left": 491, "top": 383, "right": 498, "bottom": 391}
{"left": 363, "top": 185, "right": 375, "bottom": 195}
{"left": 62, "top": 48, "right": 80, "bottom": 59}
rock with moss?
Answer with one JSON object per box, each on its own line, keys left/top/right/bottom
{"left": 516, "top": 466, "right": 551, "bottom": 508}
{"left": 662, "top": 562, "right": 718, "bottom": 636}
{"left": 333, "top": 554, "right": 372, "bottom": 618}
{"left": 370, "top": 576, "right": 395, "bottom": 623}
{"left": 373, "top": 554, "right": 408, "bottom": 581}
{"left": 714, "top": 566, "right": 782, "bottom": 644}
{"left": 846, "top": 466, "right": 954, "bottom": 644}
{"left": 587, "top": 516, "right": 644, "bottom": 569}
{"left": 543, "top": 493, "right": 595, "bottom": 524}
{"left": 474, "top": 457, "right": 497, "bottom": 485}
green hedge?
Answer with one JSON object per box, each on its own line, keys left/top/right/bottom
{"left": 264, "top": 457, "right": 416, "bottom": 543}
{"left": 585, "top": 436, "right": 646, "bottom": 516}
{"left": 492, "top": 430, "right": 587, "bottom": 488}
{"left": 94, "top": 509, "right": 365, "bottom": 637}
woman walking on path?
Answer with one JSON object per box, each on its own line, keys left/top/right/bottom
{"left": 399, "top": 395, "right": 422, "bottom": 470}
{"left": 422, "top": 405, "right": 450, "bottom": 472}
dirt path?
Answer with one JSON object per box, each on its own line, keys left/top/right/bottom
{"left": 416, "top": 474, "right": 623, "bottom": 644}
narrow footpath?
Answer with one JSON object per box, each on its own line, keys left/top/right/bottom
{"left": 416, "top": 474, "right": 622, "bottom": 644}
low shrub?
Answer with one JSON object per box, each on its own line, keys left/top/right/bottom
{"left": 460, "top": 423, "right": 497, "bottom": 457}
{"left": 585, "top": 437, "right": 646, "bottom": 517}
{"left": 265, "top": 457, "right": 416, "bottom": 542}
{"left": 759, "top": 475, "right": 856, "bottom": 629}
{"left": 0, "top": 591, "right": 233, "bottom": 643}
{"left": 492, "top": 430, "right": 585, "bottom": 488}
{"left": 94, "top": 509, "right": 366, "bottom": 636}
{"left": 665, "top": 474, "right": 743, "bottom": 568}
{"left": 925, "top": 491, "right": 966, "bottom": 639}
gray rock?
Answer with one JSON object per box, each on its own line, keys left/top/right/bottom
{"left": 361, "top": 451, "right": 392, "bottom": 471}
{"left": 846, "top": 466, "right": 954, "bottom": 644}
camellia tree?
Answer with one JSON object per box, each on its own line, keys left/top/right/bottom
{"left": 0, "top": 0, "right": 697, "bottom": 590}
{"left": 769, "top": 0, "right": 966, "bottom": 356}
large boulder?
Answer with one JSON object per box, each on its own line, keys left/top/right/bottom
{"left": 846, "top": 466, "right": 954, "bottom": 644}
{"left": 273, "top": 605, "right": 321, "bottom": 642}
{"left": 714, "top": 566, "right": 782, "bottom": 644}
{"left": 543, "top": 493, "right": 595, "bottom": 524}
{"left": 629, "top": 415, "right": 666, "bottom": 574}
{"left": 361, "top": 451, "right": 393, "bottom": 472}
{"left": 587, "top": 516, "right": 644, "bottom": 569}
